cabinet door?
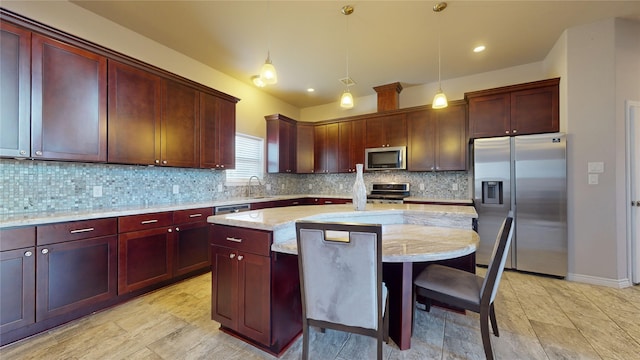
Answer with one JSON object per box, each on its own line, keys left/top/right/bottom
{"left": 201, "top": 93, "right": 236, "bottom": 169}
{"left": 36, "top": 235, "right": 117, "bottom": 321}
{"left": 296, "top": 123, "right": 315, "bottom": 174}
{"left": 366, "top": 114, "right": 406, "bottom": 148}
{"left": 162, "top": 80, "right": 199, "bottom": 167}
{"left": 365, "top": 117, "right": 385, "bottom": 148}
{"left": 314, "top": 123, "right": 338, "bottom": 173}
{"left": 510, "top": 85, "right": 559, "bottom": 135}
{"left": 237, "top": 252, "right": 271, "bottom": 346}
{"left": 435, "top": 103, "right": 468, "bottom": 171}
{"left": 31, "top": 34, "right": 107, "bottom": 162}
{"left": 174, "top": 221, "right": 210, "bottom": 276}
{"left": 118, "top": 227, "right": 173, "bottom": 294}
{"left": 211, "top": 245, "right": 238, "bottom": 329}
{"left": 468, "top": 93, "right": 510, "bottom": 139}
{"left": 407, "top": 109, "right": 435, "bottom": 171}
{"left": 108, "top": 60, "right": 162, "bottom": 165}
{"left": 0, "top": 21, "right": 31, "bottom": 158}
{"left": 0, "top": 247, "right": 35, "bottom": 333}
{"left": 350, "top": 119, "right": 367, "bottom": 169}
{"left": 278, "top": 120, "right": 295, "bottom": 173}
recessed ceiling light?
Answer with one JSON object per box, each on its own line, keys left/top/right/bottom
{"left": 473, "top": 45, "right": 486, "bottom": 53}
{"left": 307, "top": 88, "right": 315, "bottom": 92}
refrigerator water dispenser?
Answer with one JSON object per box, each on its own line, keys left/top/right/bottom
{"left": 482, "top": 181, "right": 503, "bottom": 204}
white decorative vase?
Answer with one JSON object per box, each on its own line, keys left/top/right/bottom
{"left": 352, "top": 164, "right": 367, "bottom": 211}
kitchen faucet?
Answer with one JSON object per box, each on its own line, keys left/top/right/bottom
{"left": 248, "top": 176, "right": 262, "bottom": 198}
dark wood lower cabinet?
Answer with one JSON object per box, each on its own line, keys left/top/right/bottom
{"left": 36, "top": 235, "right": 117, "bottom": 321}
{"left": 210, "top": 225, "right": 301, "bottom": 355}
{"left": 174, "top": 221, "right": 210, "bottom": 276}
{"left": 0, "top": 247, "right": 35, "bottom": 334}
{"left": 118, "top": 227, "right": 174, "bottom": 294}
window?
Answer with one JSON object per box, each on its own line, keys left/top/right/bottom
{"left": 225, "top": 133, "right": 264, "bottom": 185}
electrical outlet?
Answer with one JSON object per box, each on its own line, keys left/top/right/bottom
{"left": 588, "top": 162, "right": 604, "bottom": 173}
{"left": 172, "top": 184, "right": 179, "bottom": 194}
{"left": 308, "top": 184, "right": 313, "bottom": 190}
{"left": 92, "top": 185, "right": 102, "bottom": 198}
{"left": 217, "top": 184, "right": 223, "bottom": 192}
{"left": 452, "top": 183, "right": 459, "bottom": 191}
{"left": 339, "top": 184, "right": 343, "bottom": 190}
{"left": 419, "top": 183, "right": 425, "bottom": 191}
{"left": 266, "top": 184, "right": 271, "bottom": 191}
{"left": 281, "top": 184, "right": 285, "bottom": 190}
{"left": 588, "top": 174, "right": 599, "bottom": 185}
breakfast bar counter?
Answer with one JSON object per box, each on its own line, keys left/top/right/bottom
{"left": 207, "top": 203, "right": 478, "bottom": 353}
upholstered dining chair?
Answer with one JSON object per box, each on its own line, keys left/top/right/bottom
{"left": 413, "top": 214, "right": 514, "bottom": 360}
{"left": 295, "top": 221, "right": 389, "bottom": 360}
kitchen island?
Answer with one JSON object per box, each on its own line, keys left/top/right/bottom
{"left": 207, "top": 203, "right": 478, "bottom": 353}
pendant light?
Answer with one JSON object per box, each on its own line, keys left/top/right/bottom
{"left": 432, "top": 2, "right": 448, "bottom": 109}
{"left": 260, "top": 1, "right": 277, "bottom": 85}
{"left": 340, "top": 5, "right": 354, "bottom": 109}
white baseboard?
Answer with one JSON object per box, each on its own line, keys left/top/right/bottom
{"left": 566, "top": 273, "right": 633, "bottom": 288}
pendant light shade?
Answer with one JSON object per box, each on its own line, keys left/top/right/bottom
{"left": 432, "top": 89, "right": 448, "bottom": 109}
{"left": 260, "top": 52, "right": 277, "bottom": 85}
{"left": 432, "top": 2, "right": 448, "bottom": 109}
{"left": 340, "top": 89, "right": 354, "bottom": 109}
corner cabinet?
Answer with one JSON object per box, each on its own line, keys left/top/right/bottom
{"left": 210, "top": 225, "right": 301, "bottom": 355}
{"left": 466, "top": 78, "right": 560, "bottom": 139}
{"left": 407, "top": 101, "right": 468, "bottom": 171}
{"left": 266, "top": 114, "right": 297, "bottom": 173}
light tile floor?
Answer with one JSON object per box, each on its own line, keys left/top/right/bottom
{"left": 1, "top": 269, "right": 639, "bottom": 360}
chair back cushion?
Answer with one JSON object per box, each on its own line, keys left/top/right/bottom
{"left": 296, "top": 222, "right": 382, "bottom": 330}
{"left": 481, "top": 214, "right": 514, "bottom": 304}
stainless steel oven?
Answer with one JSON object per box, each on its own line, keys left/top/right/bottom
{"left": 366, "top": 182, "right": 410, "bottom": 204}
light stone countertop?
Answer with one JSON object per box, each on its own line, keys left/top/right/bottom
{"left": 207, "top": 203, "right": 478, "bottom": 262}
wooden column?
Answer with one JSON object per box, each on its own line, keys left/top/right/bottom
{"left": 373, "top": 82, "right": 403, "bottom": 112}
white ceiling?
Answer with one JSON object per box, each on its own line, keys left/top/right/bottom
{"left": 70, "top": 1, "right": 640, "bottom": 108}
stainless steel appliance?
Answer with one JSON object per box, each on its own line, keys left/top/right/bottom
{"left": 365, "top": 146, "right": 406, "bottom": 171}
{"left": 367, "top": 182, "right": 410, "bottom": 204}
{"left": 473, "top": 133, "right": 567, "bottom": 277}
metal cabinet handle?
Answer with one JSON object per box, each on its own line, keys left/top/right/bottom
{"left": 220, "top": 165, "right": 225, "bottom": 168}
{"left": 237, "top": 255, "right": 244, "bottom": 261}
{"left": 168, "top": 228, "right": 172, "bottom": 233}
{"left": 141, "top": 219, "right": 158, "bottom": 225}
{"left": 155, "top": 159, "right": 160, "bottom": 164}
{"left": 230, "top": 253, "right": 236, "bottom": 259}
{"left": 35, "top": 150, "right": 43, "bottom": 156}
{"left": 162, "top": 160, "right": 167, "bottom": 164}
{"left": 512, "top": 129, "right": 517, "bottom": 133}
{"left": 226, "top": 237, "right": 242, "bottom": 243}
{"left": 70, "top": 227, "right": 94, "bottom": 234}
{"left": 24, "top": 251, "right": 33, "bottom": 257}
{"left": 189, "top": 213, "right": 202, "bottom": 218}
{"left": 19, "top": 150, "right": 27, "bottom": 155}
{"left": 505, "top": 130, "right": 510, "bottom": 134}
{"left": 175, "top": 227, "right": 180, "bottom": 232}
{"left": 41, "top": 249, "right": 49, "bottom": 254}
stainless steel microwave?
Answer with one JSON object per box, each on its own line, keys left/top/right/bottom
{"left": 365, "top": 146, "right": 406, "bottom": 170}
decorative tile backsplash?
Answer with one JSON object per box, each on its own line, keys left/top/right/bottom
{"left": 1, "top": 159, "right": 470, "bottom": 214}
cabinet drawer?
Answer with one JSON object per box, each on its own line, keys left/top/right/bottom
{"left": 211, "top": 225, "right": 272, "bottom": 257}
{"left": 37, "top": 218, "right": 117, "bottom": 246}
{"left": 173, "top": 207, "right": 213, "bottom": 225}
{"left": 118, "top": 212, "right": 173, "bottom": 233}
{"left": 0, "top": 226, "right": 35, "bottom": 251}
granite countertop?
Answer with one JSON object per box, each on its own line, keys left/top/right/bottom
{"left": 0, "top": 195, "right": 474, "bottom": 228}
{"left": 207, "top": 203, "right": 478, "bottom": 261}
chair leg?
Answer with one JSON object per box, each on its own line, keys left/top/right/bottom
{"left": 377, "top": 335, "right": 383, "bottom": 360}
{"left": 480, "top": 306, "right": 495, "bottom": 360}
{"left": 302, "top": 323, "right": 310, "bottom": 360}
{"left": 384, "top": 297, "right": 390, "bottom": 343}
{"left": 411, "top": 287, "right": 416, "bottom": 335}
{"left": 489, "top": 302, "right": 499, "bottom": 337}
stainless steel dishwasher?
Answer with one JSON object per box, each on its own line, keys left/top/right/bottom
{"left": 213, "top": 203, "right": 251, "bottom": 215}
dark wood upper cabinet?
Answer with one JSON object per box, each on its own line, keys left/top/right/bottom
{"left": 467, "top": 78, "right": 559, "bottom": 139}
{"left": 266, "top": 114, "right": 296, "bottom": 173}
{"left": 338, "top": 119, "right": 366, "bottom": 173}
{"left": 407, "top": 102, "right": 468, "bottom": 171}
{"left": 108, "top": 60, "right": 162, "bottom": 165}
{"left": 31, "top": 34, "right": 107, "bottom": 162}
{"left": 314, "top": 123, "right": 339, "bottom": 174}
{"left": 162, "top": 80, "right": 199, "bottom": 168}
{"left": 200, "top": 92, "right": 236, "bottom": 170}
{"left": 296, "top": 123, "right": 315, "bottom": 174}
{"left": 365, "top": 113, "right": 407, "bottom": 148}
{"left": 0, "top": 21, "right": 31, "bottom": 158}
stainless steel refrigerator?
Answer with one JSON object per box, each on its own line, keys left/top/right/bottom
{"left": 473, "top": 133, "right": 567, "bottom": 277}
